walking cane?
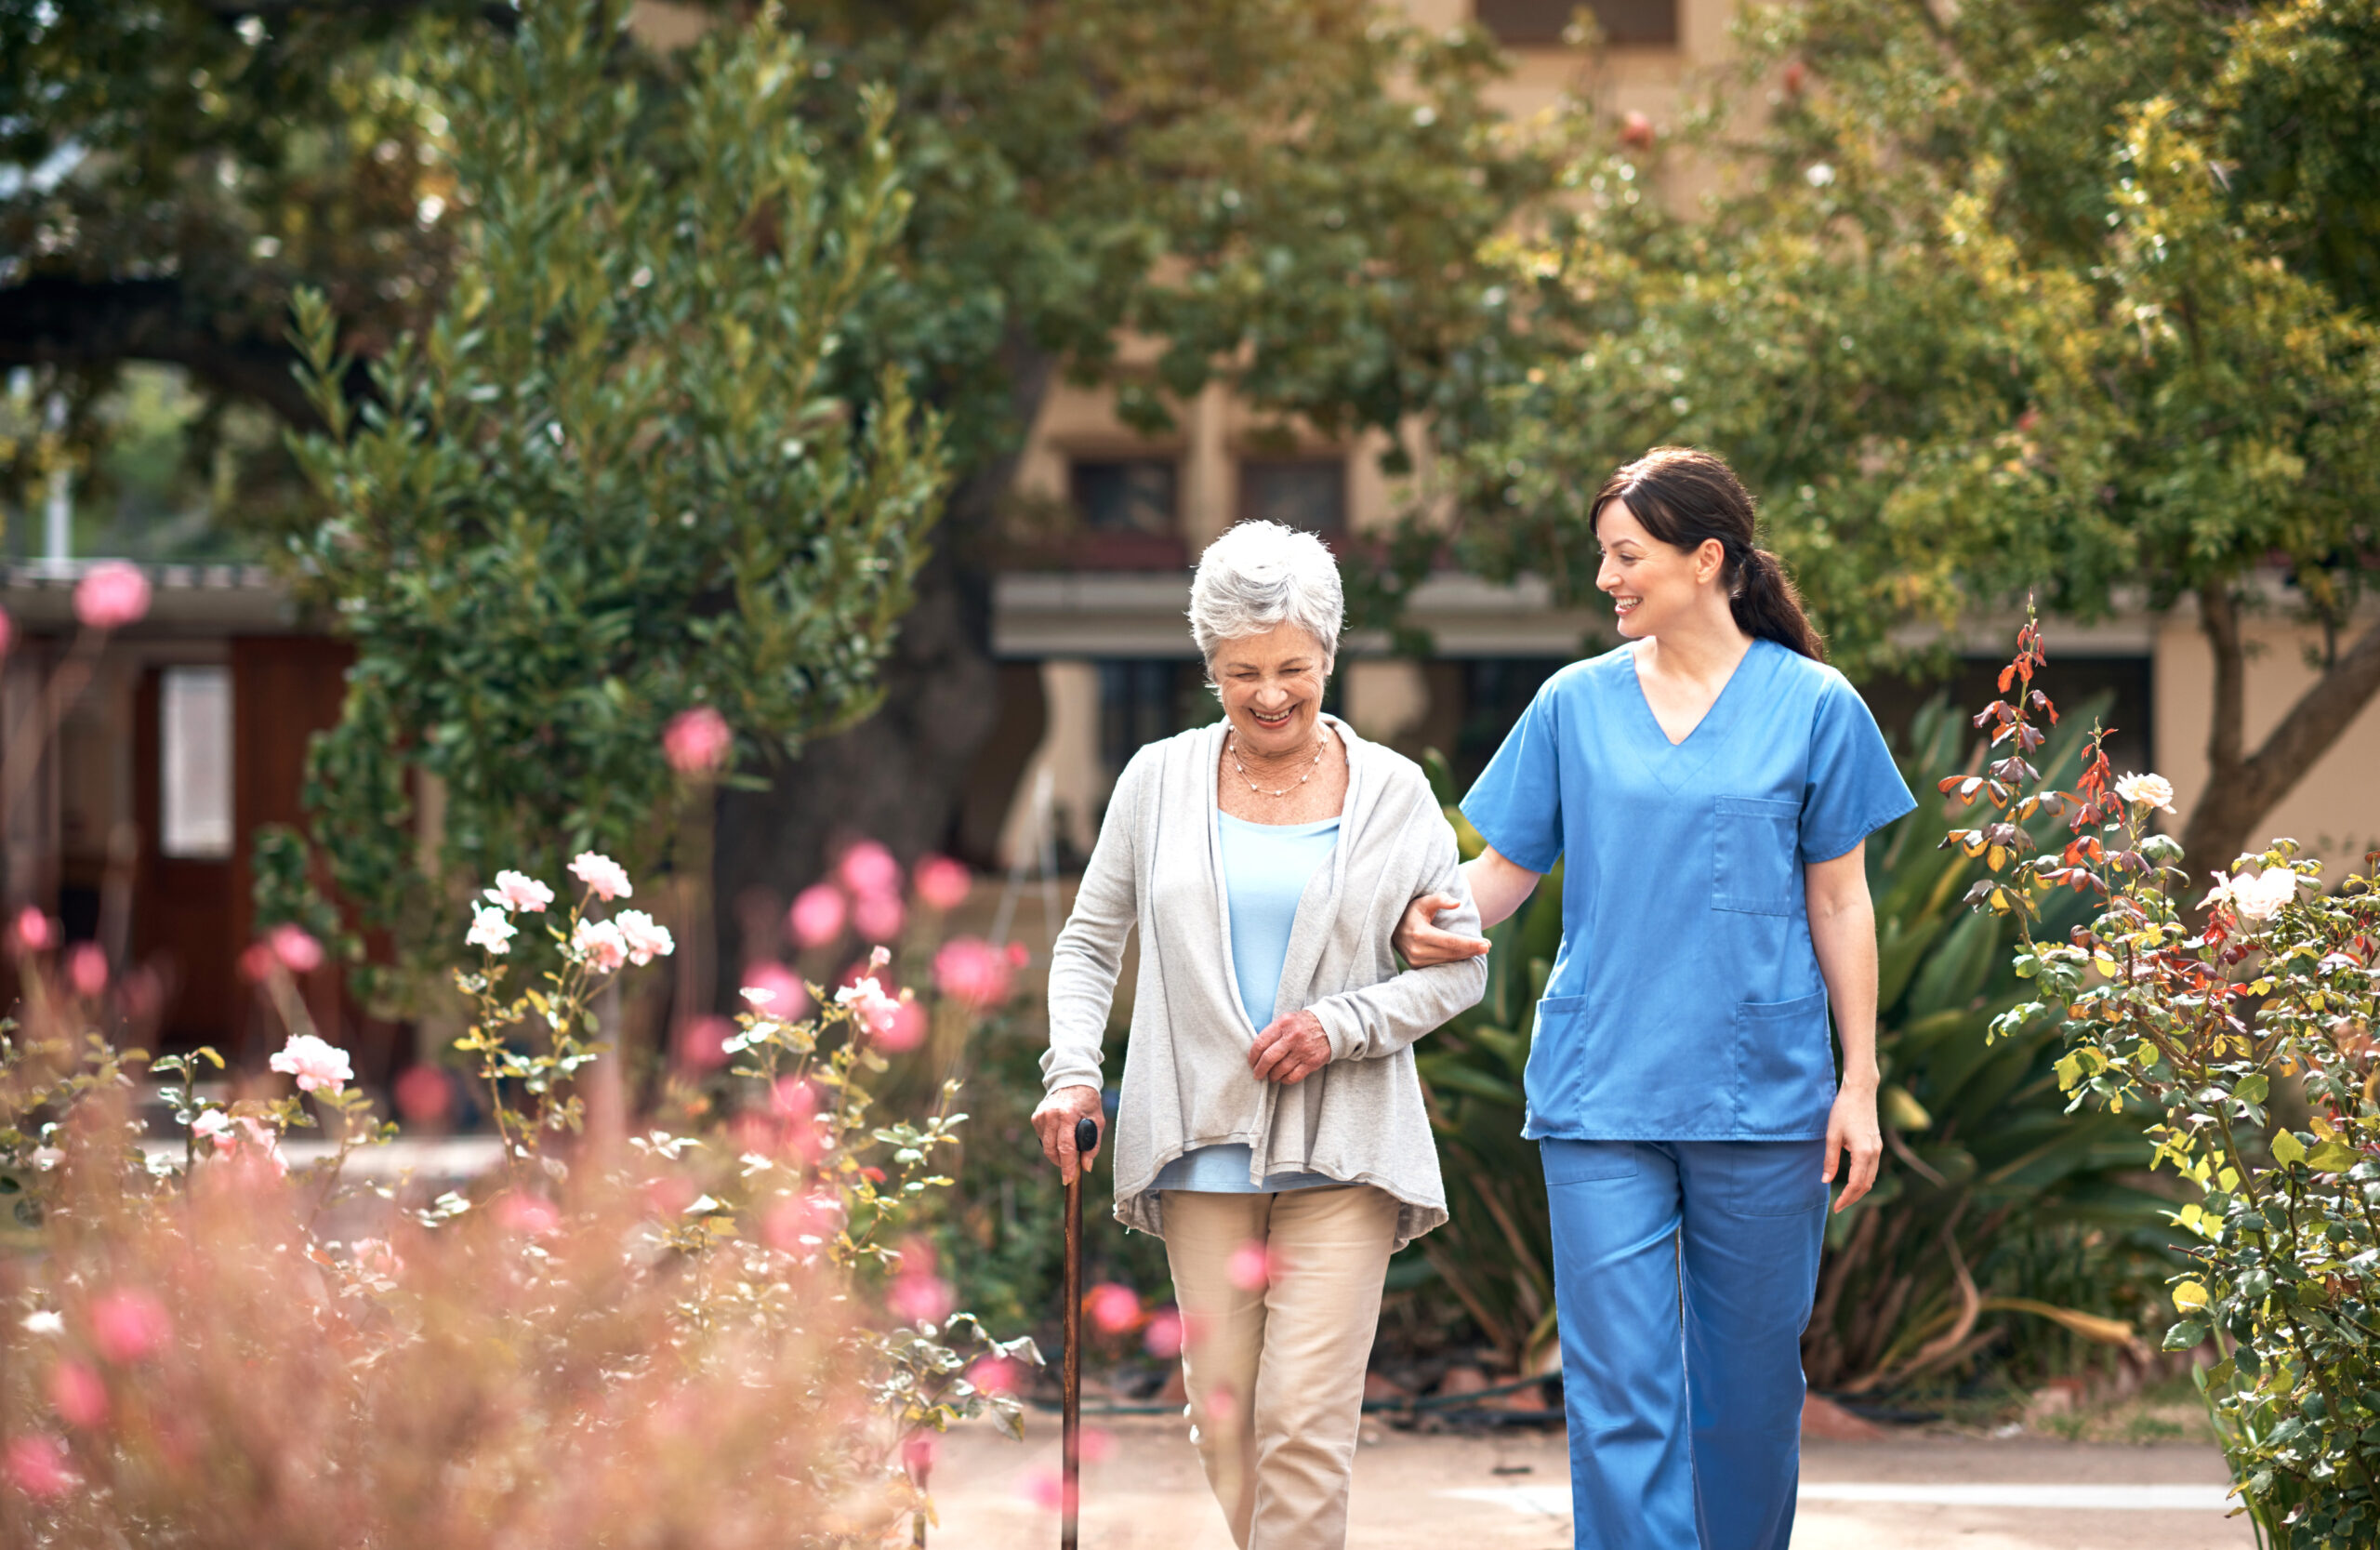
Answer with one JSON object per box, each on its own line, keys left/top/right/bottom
{"left": 1063, "top": 1113, "right": 1100, "bottom": 1550}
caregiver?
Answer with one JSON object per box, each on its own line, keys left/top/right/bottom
{"left": 1395, "top": 446, "right": 1913, "bottom": 1550}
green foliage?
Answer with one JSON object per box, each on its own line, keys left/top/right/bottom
{"left": 278, "top": 0, "right": 950, "bottom": 991}
{"left": 1429, "top": 0, "right": 2380, "bottom": 681}
{"left": 1951, "top": 614, "right": 2380, "bottom": 1543}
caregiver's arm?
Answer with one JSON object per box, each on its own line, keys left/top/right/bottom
{"left": 1389, "top": 846, "right": 1541, "bottom": 967}
{"left": 1806, "top": 843, "right": 1882, "bottom": 1213}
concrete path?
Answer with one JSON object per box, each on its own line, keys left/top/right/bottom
{"left": 927, "top": 1414, "right": 2253, "bottom": 1550}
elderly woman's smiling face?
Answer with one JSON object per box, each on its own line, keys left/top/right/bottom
{"left": 1211, "top": 623, "right": 1329, "bottom": 758}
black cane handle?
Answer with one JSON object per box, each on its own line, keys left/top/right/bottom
{"left": 1074, "top": 1115, "right": 1101, "bottom": 1163}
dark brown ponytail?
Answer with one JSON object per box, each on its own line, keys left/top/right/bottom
{"left": 1587, "top": 446, "right": 1827, "bottom": 662}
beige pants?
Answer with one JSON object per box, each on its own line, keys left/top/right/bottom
{"left": 1161, "top": 1185, "right": 1399, "bottom": 1550}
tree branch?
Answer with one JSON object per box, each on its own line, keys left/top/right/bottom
{"left": 2199, "top": 580, "right": 2246, "bottom": 782}
{"left": 0, "top": 273, "right": 320, "bottom": 426}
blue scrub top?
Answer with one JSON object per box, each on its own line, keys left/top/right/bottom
{"left": 1461, "top": 639, "right": 1915, "bottom": 1142}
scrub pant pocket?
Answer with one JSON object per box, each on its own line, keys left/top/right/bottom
{"left": 1541, "top": 1139, "right": 1826, "bottom": 1550}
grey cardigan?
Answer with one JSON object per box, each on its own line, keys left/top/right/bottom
{"left": 1038, "top": 717, "right": 1488, "bottom": 1251}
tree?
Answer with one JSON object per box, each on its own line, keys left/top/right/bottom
{"left": 1435, "top": 0, "right": 2380, "bottom": 871}
{"left": 278, "top": 0, "right": 948, "bottom": 985}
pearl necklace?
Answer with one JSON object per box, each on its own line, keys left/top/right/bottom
{"left": 1228, "top": 728, "right": 1327, "bottom": 798}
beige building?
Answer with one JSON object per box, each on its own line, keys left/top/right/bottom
{"left": 985, "top": 0, "right": 2380, "bottom": 882}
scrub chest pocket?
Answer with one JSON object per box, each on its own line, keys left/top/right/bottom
{"left": 1712, "top": 796, "right": 1800, "bottom": 916}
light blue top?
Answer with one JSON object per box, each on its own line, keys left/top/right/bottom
{"left": 1461, "top": 640, "right": 1915, "bottom": 1142}
{"left": 1154, "top": 812, "right": 1342, "bottom": 1194}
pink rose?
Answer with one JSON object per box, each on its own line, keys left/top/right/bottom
{"left": 853, "top": 891, "right": 906, "bottom": 945}
{"left": 933, "top": 936, "right": 1013, "bottom": 1008}
{"left": 663, "top": 706, "right": 733, "bottom": 775}
{"left": 879, "top": 999, "right": 928, "bottom": 1053}
{"left": 73, "top": 560, "right": 152, "bottom": 630}
{"left": 571, "top": 918, "right": 628, "bottom": 973}
{"left": 913, "top": 854, "right": 972, "bottom": 912}
{"left": 65, "top": 942, "right": 107, "bottom": 998}
{"left": 496, "top": 1193, "right": 562, "bottom": 1237}
{"left": 967, "top": 1355, "right": 1021, "bottom": 1396}
{"left": 268, "top": 923, "right": 323, "bottom": 973}
{"left": 89, "top": 1288, "right": 171, "bottom": 1364}
{"left": 838, "top": 841, "right": 901, "bottom": 898}
{"left": 833, "top": 974, "right": 904, "bottom": 1039}
{"left": 676, "top": 1014, "right": 733, "bottom": 1070}
{"left": 886, "top": 1272, "right": 955, "bottom": 1327}
{"left": 3, "top": 1436, "right": 74, "bottom": 1499}
{"left": 613, "top": 908, "right": 675, "bottom": 966}
{"left": 1226, "top": 1242, "right": 1271, "bottom": 1292}
{"left": 48, "top": 1360, "right": 107, "bottom": 1429}
{"left": 270, "top": 1032, "right": 353, "bottom": 1095}
{"left": 352, "top": 1239, "right": 401, "bottom": 1278}
{"left": 1087, "top": 1282, "right": 1141, "bottom": 1335}
{"left": 567, "top": 851, "right": 633, "bottom": 901}
{"left": 484, "top": 869, "right": 554, "bottom": 913}
{"left": 787, "top": 884, "right": 846, "bottom": 949}
{"left": 1143, "top": 1308, "right": 1185, "bottom": 1359}
{"left": 13, "top": 907, "right": 54, "bottom": 954}
{"left": 394, "top": 1066, "right": 452, "bottom": 1123}
{"left": 740, "top": 961, "right": 805, "bottom": 1013}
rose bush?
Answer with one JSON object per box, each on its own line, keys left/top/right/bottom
{"left": 1946, "top": 611, "right": 2380, "bottom": 1543}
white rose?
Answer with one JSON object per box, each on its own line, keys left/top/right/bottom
{"left": 2113, "top": 772, "right": 2175, "bottom": 813}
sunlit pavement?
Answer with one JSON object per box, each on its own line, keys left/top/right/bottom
{"left": 927, "top": 1414, "right": 2253, "bottom": 1550}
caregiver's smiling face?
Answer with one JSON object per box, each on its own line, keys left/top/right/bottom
{"left": 1210, "top": 622, "right": 1330, "bottom": 758}
{"left": 1594, "top": 497, "right": 1721, "bottom": 640}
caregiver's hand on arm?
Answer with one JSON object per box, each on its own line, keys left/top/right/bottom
{"left": 1033, "top": 1085, "right": 1104, "bottom": 1185}
{"left": 1806, "top": 844, "right": 1883, "bottom": 1213}
{"left": 1249, "top": 1011, "right": 1331, "bottom": 1084}
{"left": 1392, "top": 846, "right": 1541, "bottom": 967}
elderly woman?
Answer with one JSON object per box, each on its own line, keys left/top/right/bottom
{"left": 1033, "top": 520, "right": 1487, "bottom": 1550}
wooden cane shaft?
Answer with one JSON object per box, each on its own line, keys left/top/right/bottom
{"left": 1062, "top": 1168, "right": 1083, "bottom": 1550}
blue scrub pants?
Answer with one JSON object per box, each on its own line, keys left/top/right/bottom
{"left": 1540, "top": 1138, "right": 1828, "bottom": 1550}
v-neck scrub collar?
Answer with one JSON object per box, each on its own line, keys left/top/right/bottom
{"left": 1460, "top": 640, "right": 1915, "bottom": 1142}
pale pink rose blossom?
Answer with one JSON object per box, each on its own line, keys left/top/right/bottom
{"left": 4, "top": 1436, "right": 74, "bottom": 1499}
{"left": 933, "top": 936, "right": 1013, "bottom": 1008}
{"left": 352, "top": 1239, "right": 402, "bottom": 1278}
{"left": 484, "top": 869, "right": 555, "bottom": 913}
{"left": 270, "top": 1033, "right": 353, "bottom": 1095}
{"left": 838, "top": 840, "right": 901, "bottom": 898}
{"left": 191, "top": 1109, "right": 234, "bottom": 1151}
{"left": 73, "top": 560, "right": 152, "bottom": 630}
{"left": 834, "top": 974, "right": 905, "bottom": 1039}
{"left": 571, "top": 918, "right": 628, "bottom": 973}
{"left": 853, "top": 890, "right": 906, "bottom": 944}
{"left": 614, "top": 908, "right": 675, "bottom": 966}
{"left": 663, "top": 706, "right": 733, "bottom": 775}
{"left": 467, "top": 903, "right": 516, "bottom": 955}
{"left": 913, "top": 854, "right": 972, "bottom": 911}
{"left": 89, "top": 1288, "right": 171, "bottom": 1364}
{"left": 268, "top": 923, "right": 324, "bottom": 973}
{"left": 64, "top": 942, "right": 107, "bottom": 997}
{"left": 788, "top": 884, "right": 846, "bottom": 948}
{"left": 568, "top": 851, "right": 633, "bottom": 901}
{"left": 868, "top": 943, "right": 892, "bottom": 971}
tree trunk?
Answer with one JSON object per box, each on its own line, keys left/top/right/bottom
{"left": 2177, "top": 582, "right": 2380, "bottom": 874}
{"left": 710, "top": 336, "right": 1055, "bottom": 983}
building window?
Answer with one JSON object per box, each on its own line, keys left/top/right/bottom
{"left": 1098, "top": 661, "right": 1207, "bottom": 780}
{"left": 160, "top": 665, "right": 232, "bottom": 860}
{"left": 1070, "top": 458, "right": 1180, "bottom": 537}
{"left": 1238, "top": 457, "right": 1346, "bottom": 541}
{"left": 1475, "top": 0, "right": 1678, "bottom": 47}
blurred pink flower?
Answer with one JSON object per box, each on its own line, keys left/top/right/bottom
{"left": 352, "top": 1239, "right": 402, "bottom": 1278}
{"left": 484, "top": 869, "right": 554, "bottom": 913}
{"left": 1005, "top": 940, "right": 1030, "bottom": 969}
{"left": 13, "top": 907, "right": 54, "bottom": 954}
{"left": 614, "top": 908, "right": 675, "bottom": 966}
{"left": 740, "top": 961, "right": 805, "bottom": 1013}
{"left": 467, "top": 902, "right": 517, "bottom": 955}
{"left": 48, "top": 1359, "right": 107, "bottom": 1429}
{"left": 1226, "top": 1242, "right": 1271, "bottom": 1292}
{"left": 878, "top": 999, "right": 928, "bottom": 1053}
{"left": 838, "top": 840, "right": 901, "bottom": 898}
{"left": 393, "top": 1065, "right": 451, "bottom": 1123}
{"left": 677, "top": 1014, "right": 733, "bottom": 1071}
{"left": 913, "top": 854, "right": 972, "bottom": 911}
{"left": 268, "top": 923, "right": 324, "bottom": 973}
{"left": 853, "top": 890, "right": 906, "bottom": 944}
{"left": 967, "top": 1355, "right": 1022, "bottom": 1396}
{"left": 769, "top": 1077, "right": 819, "bottom": 1122}
{"left": 270, "top": 1032, "right": 353, "bottom": 1095}
{"left": 903, "top": 1431, "right": 940, "bottom": 1476}
{"left": 568, "top": 851, "right": 633, "bottom": 901}
{"left": 65, "top": 942, "right": 107, "bottom": 998}
{"left": 496, "top": 1193, "right": 562, "bottom": 1238}
{"left": 663, "top": 706, "right": 733, "bottom": 775}
{"left": 933, "top": 936, "right": 1013, "bottom": 1008}
{"left": 1143, "top": 1308, "right": 1185, "bottom": 1360}
{"left": 89, "top": 1288, "right": 171, "bottom": 1364}
{"left": 73, "top": 560, "right": 152, "bottom": 630}
{"left": 4, "top": 1436, "right": 74, "bottom": 1499}
{"left": 1019, "top": 1465, "right": 1076, "bottom": 1515}
{"left": 571, "top": 918, "right": 628, "bottom": 973}
{"left": 0, "top": 606, "right": 12, "bottom": 657}
{"left": 1087, "top": 1282, "right": 1141, "bottom": 1335}
{"left": 760, "top": 1191, "right": 840, "bottom": 1253}
{"left": 887, "top": 1273, "right": 954, "bottom": 1327}
{"left": 788, "top": 885, "right": 846, "bottom": 948}
{"left": 1079, "top": 1427, "right": 1116, "bottom": 1464}
{"left": 834, "top": 974, "right": 904, "bottom": 1039}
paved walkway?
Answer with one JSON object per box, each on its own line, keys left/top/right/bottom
{"left": 927, "top": 1414, "right": 2252, "bottom": 1550}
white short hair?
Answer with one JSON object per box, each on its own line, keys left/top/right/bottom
{"left": 1187, "top": 520, "right": 1344, "bottom": 671}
